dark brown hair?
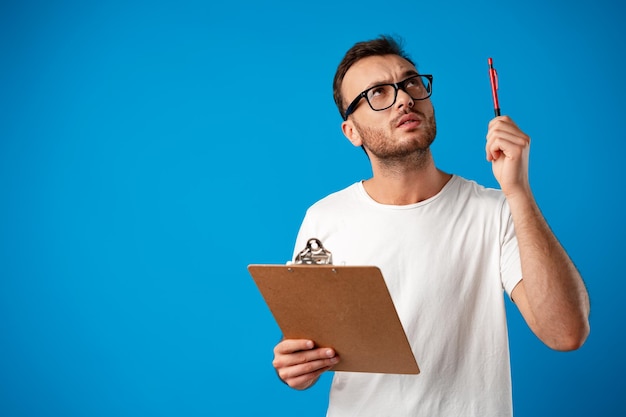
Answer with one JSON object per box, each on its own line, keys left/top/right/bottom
{"left": 333, "top": 35, "right": 415, "bottom": 119}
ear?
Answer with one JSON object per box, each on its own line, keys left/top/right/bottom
{"left": 341, "top": 120, "right": 363, "bottom": 147}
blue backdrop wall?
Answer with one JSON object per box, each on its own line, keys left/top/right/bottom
{"left": 1, "top": 0, "right": 624, "bottom": 415}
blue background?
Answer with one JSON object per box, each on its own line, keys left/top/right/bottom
{"left": 1, "top": 0, "right": 624, "bottom": 415}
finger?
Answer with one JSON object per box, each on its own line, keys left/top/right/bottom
{"left": 280, "top": 354, "right": 340, "bottom": 379}
{"left": 486, "top": 127, "right": 529, "bottom": 161}
{"left": 278, "top": 355, "right": 340, "bottom": 384}
{"left": 488, "top": 114, "right": 517, "bottom": 130}
{"left": 486, "top": 137, "right": 526, "bottom": 163}
{"left": 274, "top": 346, "right": 337, "bottom": 369}
{"left": 282, "top": 363, "right": 336, "bottom": 390}
{"left": 486, "top": 117, "right": 528, "bottom": 140}
{"left": 486, "top": 129, "right": 529, "bottom": 149}
{"left": 274, "top": 339, "right": 314, "bottom": 355}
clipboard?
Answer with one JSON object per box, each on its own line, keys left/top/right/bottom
{"left": 248, "top": 239, "right": 419, "bottom": 374}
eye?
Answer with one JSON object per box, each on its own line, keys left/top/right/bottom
{"left": 405, "top": 77, "right": 422, "bottom": 89}
{"left": 369, "top": 85, "right": 388, "bottom": 98}
{"left": 367, "top": 85, "right": 393, "bottom": 108}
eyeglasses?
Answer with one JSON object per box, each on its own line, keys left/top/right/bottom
{"left": 343, "top": 74, "right": 433, "bottom": 120}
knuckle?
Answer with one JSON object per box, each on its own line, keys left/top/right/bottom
{"left": 294, "top": 350, "right": 310, "bottom": 364}
{"left": 278, "top": 369, "right": 289, "bottom": 381}
{"left": 303, "top": 360, "right": 322, "bottom": 374}
{"left": 287, "top": 379, "right": 302, "bottom": 389}
{"left": 302, "top": 361, "right": 315, "bottom": 374}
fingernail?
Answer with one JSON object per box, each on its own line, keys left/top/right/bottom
{"left": 325, "top": 349, "right": 334, "bottom": 357}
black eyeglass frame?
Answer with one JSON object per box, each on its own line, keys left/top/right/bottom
{"left": 342, "top": 74, "right": 433, "bottom": 121}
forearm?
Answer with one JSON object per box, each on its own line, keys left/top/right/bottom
{"left": 507, "top": 191, "right": 590, "bottom": 350}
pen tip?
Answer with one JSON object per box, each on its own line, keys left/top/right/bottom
{"left": 488, "top": 57, "right": 493, "bottom": 65}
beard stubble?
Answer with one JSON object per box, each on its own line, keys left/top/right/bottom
{"left": 354, "top": 109, "right": 438, "bottom": 168}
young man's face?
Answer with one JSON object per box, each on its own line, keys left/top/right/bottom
{"left": 340, "top": 54, "right": 437, "bottom": 160}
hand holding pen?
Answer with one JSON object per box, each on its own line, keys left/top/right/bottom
{"left": 488, "top": 57, "right": 500, "bottom": 117}
{"left": 485, "top": 57, "right": 533, "bottom": 195}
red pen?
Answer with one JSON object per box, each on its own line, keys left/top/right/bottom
{"left": 488, "top": 57, "right": 500, "bottom": 117}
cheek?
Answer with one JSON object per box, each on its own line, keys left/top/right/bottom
{"left": 416, "top": 101, "right": 434, "bottom": 116}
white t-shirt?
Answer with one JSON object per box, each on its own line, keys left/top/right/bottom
{"left": 293, "top": 175, "right": 522, "bottom": 417}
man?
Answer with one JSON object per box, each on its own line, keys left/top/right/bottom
{"left": 272, "top": 35, "right": 590, "bottom": 416}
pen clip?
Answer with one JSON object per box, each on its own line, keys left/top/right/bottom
{"left": 493, "top": 68, "right": 498, "bottom": 91}
{"left": 488, "top": 57, "right": 498, "bottom": 90}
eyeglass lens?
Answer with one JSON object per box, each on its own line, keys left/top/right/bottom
{"left": 367, "top": 76, "right": 431, "bottom": 111}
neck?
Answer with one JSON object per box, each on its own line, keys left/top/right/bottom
{"left": 363, "top": 151, "right": 451, "bottom": 205}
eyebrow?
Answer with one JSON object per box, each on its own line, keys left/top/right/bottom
{"left": 363, "top": 69, "right": 420, "bottom": 90}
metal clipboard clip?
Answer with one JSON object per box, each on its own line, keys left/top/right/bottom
{"left": 294, "top": 238, "right": 333, "bottom": 265}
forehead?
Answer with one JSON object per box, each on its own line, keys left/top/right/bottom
{"left": 342, "top": 54, "right": 417, "bottom": 97}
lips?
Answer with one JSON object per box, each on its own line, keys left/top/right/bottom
{"left": 396, "top": 113, "right": 421, "bottom": 128}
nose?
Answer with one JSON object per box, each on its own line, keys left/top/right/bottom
{"left": 395, "top": 88, "right": 414, "bottom": 110}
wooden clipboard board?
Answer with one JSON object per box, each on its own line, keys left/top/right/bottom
{"left": 248, "top": 264, "right": 420, "bottom": 374}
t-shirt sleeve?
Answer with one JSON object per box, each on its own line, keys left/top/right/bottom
{"left": 500, "top": 198, "right": 523, "bottom": 299}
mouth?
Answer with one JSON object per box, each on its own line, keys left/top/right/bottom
{"left": 396, "top": 113, "right": 422, "bottom": 129}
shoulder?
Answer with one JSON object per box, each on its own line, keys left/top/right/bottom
{"left": 451, "top": 175, "right": 505, "bottom": 204}
{"left": 306, "top": 182, "right": 362, "bottom": 212}
{"left": 445, "top": 176, "right": 510, "bottom": 221}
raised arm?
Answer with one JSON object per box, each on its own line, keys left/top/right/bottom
{"left": 486, "top": 116, "right": 590, "bottom": 350}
